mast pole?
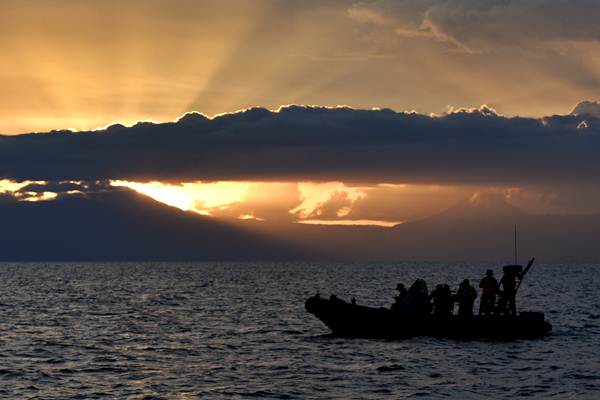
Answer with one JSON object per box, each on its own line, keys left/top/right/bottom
{"left": 514, "top": 224, "right": 517, "bottom": 264}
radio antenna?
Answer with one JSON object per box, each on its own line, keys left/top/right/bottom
{"left": 514, "top": 224, "right": 518, "bottom": 264}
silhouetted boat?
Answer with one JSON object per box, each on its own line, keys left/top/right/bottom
{"left": 305, "top": 295, "right": 552, "bottom": 340}
{"left": 307, "top": 255, "right": 552, "bottom": 340}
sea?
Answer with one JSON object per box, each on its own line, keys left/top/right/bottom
{"left": 0, "top": 262, "right": 598, "bottom": 399}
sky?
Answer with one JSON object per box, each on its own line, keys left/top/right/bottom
{"left": 2, "top": 0, "right": 600, "bottom": 226}
{"left": 3, "top": 0, "right": 600, "bottom": 134}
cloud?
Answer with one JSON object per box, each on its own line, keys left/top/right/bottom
{"left": 504, "top": 184, "right": 600, "bottom": 215}
{"left": 6, "top": 180, "right": 124, "bottom": 202}
{"left": 305, "top": 191, "right": 357, "bottom": 220}
{"left": 0, "top": 105, "right": 599, "bottom": 186}
{"left": 18, "top": 181, "right": 85, "bottom": 194}
{"left": 302, "top": 184, "right": 474, "bottom": 222}
{"left": 571, "top": 100, "right": 600, "bottom": 117}
{"left": 349, "top": 0, "right": 600, "bottom": 51}
{"left": 203, "top": 182, "right": 302, "bottom": 222}
{"left": 344, "top": 185, "right": 472, "bottom": 221}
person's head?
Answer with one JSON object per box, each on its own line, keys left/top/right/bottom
{"left": 462, "top": 279, "right": 470, "bottom": 287}
{"left": 436, "top": 284, "right": 443, "bottom": 291}
{"left": 396, "top": 283, "right": 405, "bottom": 291}
{"left": 486, "top": 269, "right": 494, "bottom": 277}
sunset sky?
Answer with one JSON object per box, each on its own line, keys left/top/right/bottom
{"left": 2, "top": 0, "right": 600, "bottom": 226}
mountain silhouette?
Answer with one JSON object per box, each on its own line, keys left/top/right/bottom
{"left": 399, "top": 193, "right": 600, "bottom": 262}
{"left": 241, "top": 193, "right": 600, "bottom": 262}
{"left": 426, "top": 192, "right": 526, "bottom": 222}
{"left": 388, "top": 193, "right": 529, "bottom": 261}
{"left": 0, "top": 190, "right": 599, "bottom": 262}
{"left": 0, "top": 190, "right": 309, "bottom": 261}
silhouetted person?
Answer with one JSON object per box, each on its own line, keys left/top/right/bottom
{"left": 401, "top": 279, "right": 431, "bottom": 315}
{"left": 430, "top": 284, "right": 453, "bottom": 316}
{"left": 456, "top": 279, "right": 477, "bottom": 316}
{"left": 330, "top": 294, "right": 346, "bottom": 305}
{"left": 479, "top": 269, "right": 499, "bottom": 315}
{"left": 430, "top": 284, "right": 444, "bottom": 314}
{"left": 391, "top": 283, "right": 408, "bottom": 311}
{"left": 443, "top": 284, "right": 454, "bottom": 315}
{"left": 498, "top": 269, "right": 520, "bottom": 316}
{"left": 397, "top": 283, "right": 408, "bottom": 301}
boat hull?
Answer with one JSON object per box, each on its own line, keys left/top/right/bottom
{"left": 305, "top": 296, "right": 552, "bottom": 340}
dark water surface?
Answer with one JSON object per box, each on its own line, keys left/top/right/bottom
{"left": 0, "top": 262, "right": 598, "bottom": 399}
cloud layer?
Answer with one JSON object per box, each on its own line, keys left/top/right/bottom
{"left": 0, "top": 104, "right": 598, "bottom": 185}
{"left": 350, "top": 0, "right": 600, "bottom": 51}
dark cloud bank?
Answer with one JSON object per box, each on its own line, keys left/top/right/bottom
{"left": 1, "top": 104, "right": 599, "bottom": 185}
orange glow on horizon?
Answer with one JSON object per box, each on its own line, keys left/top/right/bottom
{"left": 299, "top": 219, "right": 401, "bottom": 227}
{"left": 110, "top": 180, "right": 402, "bottom": 226}
{"left": 0, "top": 179, "right": 485, "bottom": 225}
{"left": 110, "top": 180, "right": 251, "bottom": 214}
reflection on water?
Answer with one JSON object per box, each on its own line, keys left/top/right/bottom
{"left": 0, "top": 262, "right": 598, "bottom": 398}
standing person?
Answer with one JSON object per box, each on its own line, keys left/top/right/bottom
{"left": 498, "top": 269, "right": 519, "bottom": 316}
{"left": 391, "top": 283, "right": 407, "bottom": 311}
{"left": 456, "top": 279, "right": 477, "bottom": 316}
{"left": 431, "top": 284, "right": 453, "bottom": 317}
{"left": 430, "top": 284, "right": 445, "bottom": 316}
{"left": 415, "top": 280, "right": 431, "bottom": 315}
{"left": 402, "top": 279, "right": 431, "bottom": 315}
{"left": 479, "top": 269, "right": 500, "bottom": 315}
{"left": 442, "top": 284, "right": 454, "bottom": 315}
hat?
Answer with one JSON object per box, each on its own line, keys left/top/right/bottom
{"left": 486, "top": 269, "right": 494, "bottom": 276}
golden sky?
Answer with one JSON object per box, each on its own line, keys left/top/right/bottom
{"left": 2, "top": 0, "right": 600, "bottom": 134}
{"left": 3, "top": 1, "right": 600, "bottom": 224}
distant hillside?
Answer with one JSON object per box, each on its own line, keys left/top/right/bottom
{"left": 1, "top": 190, "right": 599, "bottom": 262}
{"left": 240, "top": 193, "right": 600, "bottom": 262}
{"left": 0, "top": 190, "right": 309, "bottom": 261}
{"left": 388, "top": 193, "right": 600, "bottom": 261}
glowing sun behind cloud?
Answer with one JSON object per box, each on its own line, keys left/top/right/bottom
{"left": 110, "top": 181, "right": 251, "bottom": 215}
{"left": 110, "top": 180, "right": 404, "bottom": 226}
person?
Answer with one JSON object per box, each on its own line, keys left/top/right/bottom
{"left": 479, "top": 269, "right": 500, "bottom": 315}
{"left": 498, "top": 269, "right": 519, "bottom": 316}
{"left": 430, "top": 284, "right": 453, "bottom": 316}
{"left": 399, "top": 279, "right": 431, "bottom": 315}
{"left": 391, "top": 283, "right": 407, "bottom": 311}
{"left": 456, "top": 279, "right": 477, "bottom": 316}
{"left": 442, "top": 284, "right": 454, "bottom": 315}
{"left": 430, "top": 284, "right": 444, "bottom": 315}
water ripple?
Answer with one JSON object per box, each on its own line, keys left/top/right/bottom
{"left": 0, "top": 262, "right": 598, "bottom": 398}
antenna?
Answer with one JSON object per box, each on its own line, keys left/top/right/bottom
{"left": 514, "top": 224, "right": 518, "bottom": 264}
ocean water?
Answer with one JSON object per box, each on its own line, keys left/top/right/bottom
{"left": 0, "top": 262, "right": 598, "bottom": 399}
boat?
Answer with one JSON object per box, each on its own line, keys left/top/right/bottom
{"left": 305, "top": 257, "right": 552, "bottom": 340}
{"left": 305, "top": 296, "right": 551, "bottom": 340}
